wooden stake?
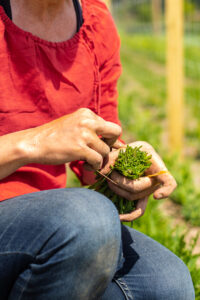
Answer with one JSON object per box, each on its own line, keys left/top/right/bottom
{"left": 166, "top": 0, "right": 184, "bottom": 155}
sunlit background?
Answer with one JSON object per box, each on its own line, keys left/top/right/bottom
{"left": 68, "top": 1, "right": 200, "bottom": 296}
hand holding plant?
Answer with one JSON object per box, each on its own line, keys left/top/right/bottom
{"left": 94, "top": 141, "right": 177, "bottom": 222}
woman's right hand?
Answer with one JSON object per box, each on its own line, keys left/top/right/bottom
{"left": 20, "top": 108, "right": 122, "bottom": 170}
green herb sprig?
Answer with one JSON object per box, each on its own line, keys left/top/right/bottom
{"left": 89, "top": 145, "right": 152, "bottom": 214}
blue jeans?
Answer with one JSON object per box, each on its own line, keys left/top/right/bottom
{"left": 0, "top": 188, "right": 195, "bottom": 300}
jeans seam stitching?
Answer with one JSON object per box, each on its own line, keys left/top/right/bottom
{"left": 17, "top": 268, "right": 33, "bottom": 300}
{"left": 114, "top": 278, "right": 134, "bottom": 300}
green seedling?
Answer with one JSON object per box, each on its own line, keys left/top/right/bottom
{"left": 89, "top": 145, "right": 152, "bottom": 214}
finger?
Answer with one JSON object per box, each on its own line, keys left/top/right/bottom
{"left": 81, "top": 147, "right": 103, "bottom": 170}
{"left": 95, "top": 118, "right": 122, "bottom": 141}
{"left": 135, "top": 196, "right": 148, "bottom": 216}
{"left": 110, "top": 171, "right": 156, "bottom": 193}
{"left": 80, "top": 115, "right": 121, "bottom": 141}
{"left": 100, "top": 149, "right": 120, "bottom": 174}
{"left": 87, "top": 134, "right": 110, "bottom": 158}
{"left": 107, "top": 181, "right": 159, "bottom": 201}
{"left": 102, "top": 137, "right": 117, "bottom": 148}
{"left": 154, "top": 173, "right": 177, "bottom": 199}
{"left": 102, "top": 137, "right": 125, "bottom": 149}
{"left": 119, "top": 196, "right": 148, "bottom": 222}
{"left": 107, "top": 181, "right": 135, "bottom": 201}
{"left": 119, "top": 208, "right": 143, "bottom": 222}
{"left": 112, "top": 140, "right": 126, "bottom": 149}
{"left": 100, "top": 146, "right": 128, "bottom": 175}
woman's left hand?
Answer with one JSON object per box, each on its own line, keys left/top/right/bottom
{"left": 100, "top": 141, "right": 177, "bottom": 222}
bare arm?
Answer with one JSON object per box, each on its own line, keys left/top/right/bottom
{"left": 0, "top": 108, "right": 121, "bottom": 181}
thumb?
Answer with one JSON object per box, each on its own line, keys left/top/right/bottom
{"left": 100, "top": 149, "right": 120, "bottom": 175}
{"left": 112, "top": 140, "right": 126, "bottom": 149}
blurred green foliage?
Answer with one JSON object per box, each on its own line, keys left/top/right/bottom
{"left": 113, "top": 0, "right": 200, "bottom": 34}
{"left": 118, "top": 32, "right": 200, "bottom": 227}
{"left": 67, "top": 25, "right": 200, "bottom": 298}
{"left": 117, "top": 31, "right": 200, "bottom": 296}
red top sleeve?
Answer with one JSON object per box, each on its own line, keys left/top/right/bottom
{"left": 70, "top": 1, "right": 123, "bottom": 185}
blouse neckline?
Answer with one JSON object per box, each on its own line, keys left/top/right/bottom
{"left": 0, "top": 0, "right": 87, "bottom": 48}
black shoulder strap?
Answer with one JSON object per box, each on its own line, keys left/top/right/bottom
{"left": 0, "top": 0, "right": 12, "bottom": 19}
{"left": 73, "top": 0, "right": 84, "bottom": 32}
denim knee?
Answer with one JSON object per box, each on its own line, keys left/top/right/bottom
{"left": 34, "top": 188, "right": 121, "bottom": 298}
{"left": 59, "top": 188, "right": 121, "bottom": 258}
{"left": 35, "top": 188, "right": 121, "bottom": 283}
{"left": 149, "top": 256, "right": 195, "bottom": 300}
{"left": 161, "top": 258, "right": 195, "bottom": 300}
{"left": 72, "top": 189, "right": 121, "bottom": 276}
{"left": 2, "top": 188, "right": 121, "bottom": 300}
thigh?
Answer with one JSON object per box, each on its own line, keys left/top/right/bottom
{"left": 0, "top": 187, "right": 120, "bottom": 255}
{"left": 0, "top": 188, "right": 121, "bottom": 300}
{"left": 112, "top": 225, "right": 195, "bottom": 300}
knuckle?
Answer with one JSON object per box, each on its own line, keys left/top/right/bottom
{"left": 79, "top": 118, "right": 96, "bottom": 130}
{"left": 80, "top": 129, "right": 91, "bottom": 141}
{"left": 79, "top": 118, "right": 90, "bottom": 128}
{"left": 116, "top": 125, "right": 122, "bottom": 136}
{"left": 78, "top": 108, "right": 94, "bottom": 118}
{"left": 78, "top": 107, "right": 89, "bottom": 114}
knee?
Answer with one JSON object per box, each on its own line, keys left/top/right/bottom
{"left": 37, "top": 188, "right": 121, "bottom": 275}
{"left": 163, "top": 258, "right": 195, "bottom": 300}
{"left": 73, "top": 188, "right": 122, "bottom": 278}
{"left": 64, "top": 188, "right": 122, "bottom": 261}
{"left": 152, "top": 257, "right": 195, "bottom": 300}
{"left": 34, "top": 188, "right": 121, "bottom": 239}
{"left": 61, "top": 187, "right": 121, "bottom": 239}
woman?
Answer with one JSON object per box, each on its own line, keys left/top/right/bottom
{"left": 0, "top": 0, "right": 195, "bottom": 299}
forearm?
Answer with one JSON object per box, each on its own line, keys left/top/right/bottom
{"left": 0, "top": 130, "right": 30, "bottom": 180}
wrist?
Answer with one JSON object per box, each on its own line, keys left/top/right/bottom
{"left": 0, "top": 128, "right": 43, "bottom": 180}
{"left": 15, "top": 128, "right": 38, "bottom": 165}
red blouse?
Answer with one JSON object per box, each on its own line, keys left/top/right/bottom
{"left": 0, "top": 0, "right": 122, "bottom": 201}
